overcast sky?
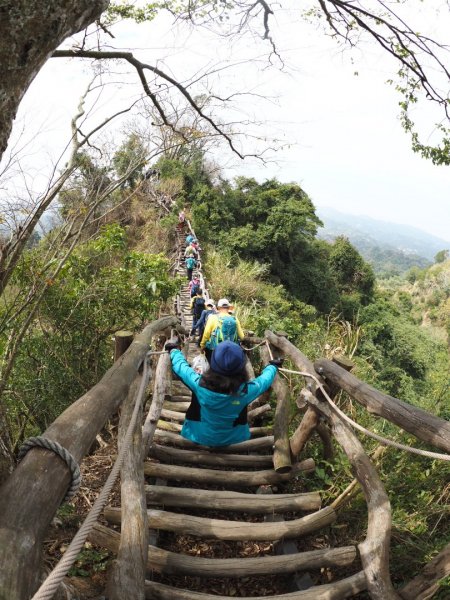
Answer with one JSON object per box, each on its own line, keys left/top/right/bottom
{"left": 3, "top": 1, "right": 450, "bottom": 242}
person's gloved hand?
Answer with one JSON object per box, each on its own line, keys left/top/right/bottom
{"left": 269, "top": 358, "right": 283, "bottom": 369}
{"left": 165, "top": 341, "right": 180, "bottom": 354}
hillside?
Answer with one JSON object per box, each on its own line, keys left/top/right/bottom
{"left": 316, "top": 206, "right": 449, "bottom": 275}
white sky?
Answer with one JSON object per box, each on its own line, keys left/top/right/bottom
{"left": 2, "top": 1, "right": 450, "bottom": 241}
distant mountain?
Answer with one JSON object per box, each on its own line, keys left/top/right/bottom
{"left": 315, "top": 207, "right": 449, "bottom": 276}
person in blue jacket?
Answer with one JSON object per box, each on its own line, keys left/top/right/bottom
{"left": 164, "top": 340, "right": 283, "bottom": 447}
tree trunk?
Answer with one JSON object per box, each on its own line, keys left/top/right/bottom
{"left": 0, "top": 1, "right": 109, "bottom": 162}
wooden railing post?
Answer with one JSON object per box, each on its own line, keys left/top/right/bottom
{"left": 114, "top": 330, "right": 134, "bottom": 362}
{"left": 261, "top": 338, "right": 292, "bottom": 474}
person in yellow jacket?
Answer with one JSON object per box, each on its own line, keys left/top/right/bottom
{"left": 200, "top": 298, "right": 244, "bottom": 363}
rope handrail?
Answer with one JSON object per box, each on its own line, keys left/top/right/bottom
{"left": 276, "top": 359, "right": 450, "bottom": 462}
{"left": 30, "top": 350, "right": 160, "bottom": 600}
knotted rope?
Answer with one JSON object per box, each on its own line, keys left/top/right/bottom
{"left": 30, "top": 351, "right": 153, "bottom": 600}
{"left": 18, "top": 437, "right": 81, "bottom": 502}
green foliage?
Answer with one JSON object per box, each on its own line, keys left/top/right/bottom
{"left": 112, "top": 133, "right": 148, "bottom": 188}
{"left": 6, "top": 224, "right": 179, "bottom": 435}
{"left": 59, "top": 151, "right": 112, "bottom": 219}
{"left": 328, "top": 236, "right": 375, "bottom": 306}
{"left": 68, "top": 545, "right": 110, "bottom": 577}
{"left": 435, "top": 249, "right": 449, "bottom": 264}
{"left": 107, "top": 2, "right": 163, "bottom": 24}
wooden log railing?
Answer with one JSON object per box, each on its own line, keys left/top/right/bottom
{"left": 307, "top": 395, "right": 400, "bottom": 600}
{"left": 261, "top": 342, "right": 292, "bottom": 473}
{"left": 314, "top": 358, "right": 450, "bottom": 454}
{"left": 0, "top": 315, "right": 177, "bottom": 600}
{"left": 264, "top": 331, "right": 326, "bottom": 460}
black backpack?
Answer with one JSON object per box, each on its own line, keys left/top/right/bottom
{"left": 193, "top": 297, "right": 206, "bottom": 317}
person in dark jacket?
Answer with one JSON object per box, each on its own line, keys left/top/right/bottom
{"left": 191, "top": 299, "right": 215, "bottom": 345}
{"left": 165, "top": 340, "right": 282, "bottom": 447}
{"left": 190, "top": 289, "right": 206, "bottom": 336}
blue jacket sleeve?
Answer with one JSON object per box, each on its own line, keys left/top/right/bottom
{"left": 242, "top": 365, "right": 277, "bottom": 405}
{"left": 170, "top": 349, "right": 201, "bottom": 391}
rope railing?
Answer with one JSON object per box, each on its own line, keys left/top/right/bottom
{"left": 29, "top": 349, "right": 169, "bottom": 600}
{"left": 268, "top": 344, "right": 450, "bottom": 462}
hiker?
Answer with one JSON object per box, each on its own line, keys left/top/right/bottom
{"left": 184, "top": 243, "right": 198, "bottom": 260}
{"left": 164, "top": 339, "right": 282, "bottom": 446}
{"left": 177, "top": 207, "right": 186, "bottom": 231}
{"left": 190, "top": 289, "right": 206, "bottom": 336}
{"left": 191, "top": 239, "right": 200, "bottom": 252}
{"left": 185, "top": 233, "right": 194, "bottom": 245}
{"left": 189, "top": 275, "right": 201, "bottom": 297}
{"left": 185, "top": 256, "right": 196, "bottom": 281}
{"left": 200, "top": 298, "right": 244, "bottom": 364}
{"left": 194, "top": 298, "right": 216, "bottom": 345}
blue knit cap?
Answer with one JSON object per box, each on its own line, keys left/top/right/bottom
{"left": 210, "top": 341, "right": 246, "bottom": 376}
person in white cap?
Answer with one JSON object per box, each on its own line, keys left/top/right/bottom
{"left": 193, "top": 298, "right": 217, "bottom": 346}
{"left": 200, "top": 298, "right": 244, "bottom": 364}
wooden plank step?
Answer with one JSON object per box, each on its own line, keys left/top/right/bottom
{"left": 156, "top": 421, "right": 273, "bottom": 436}
{"left": 160, "top": 409, "right": 185, "bottom": 423}
{"left": 163, "top": 401, "right": 190, "bottom": 412}
{"left": 145, "top": 485, "right": 321, "bottom": 512}
{"left": 90, "top": 523, "right": 357, "bottom": 577}
{"left": 149, "top": 444, "right": 273, "bottom": 468}
{"left": 144, "top": 459, "right": 315, "bottom": 486}
{"left": 104, "top": 506, "right": 337, "bottom": 541}
{"left": 144, "top": 572, "right": 367, "bottom": 599}
{"left": 157, "top": 420, "right": 182, "bottom": 432}
{"left": 153, "top": 429, "right": 275, "bottom": 452}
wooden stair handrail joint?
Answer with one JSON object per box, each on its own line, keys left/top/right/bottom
{"left": 314, "top": 358, "right": 450, "bottom": 454}
{"left": 308, "top": 394, "right": 400, "bottom": 600}
{"left": 0, "top": 315, "right": 177, "bottom": 600}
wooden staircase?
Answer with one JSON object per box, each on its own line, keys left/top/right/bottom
{"left": 98, "top": 228, "right": 367, "bottom": 598}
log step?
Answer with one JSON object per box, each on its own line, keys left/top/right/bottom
{"left": 144, "top": 572, "right": 367, "bottom": 599}
{"left": 149, "top": 444, "right": 273, "bottom": 468}
{"left": 153, "top": 429, "right": 275, "bottom": 452}
{"left": 160, "top": 408, "right": 186, "bottom": 422}
{"left": 104, "top": 506, "right": 336, "bottom": 541}
{"left": 90, "top": 524, "right": 357, "bottom": 577}
{"left": 144, "top": 459, "right": 315, "bottom": 486}
{"left": 163, "top": 401, "right": 190, "bottom": 412}
{"left": 145, "top": 485, "right": 322, "bottom": 513}
{"left": 156, "top": 421, "right": 273, "bottom": 436}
